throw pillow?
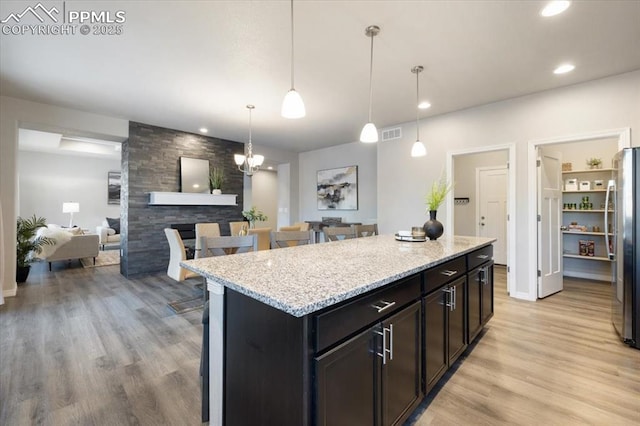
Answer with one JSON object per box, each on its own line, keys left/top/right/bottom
{"left": 106, "top": 217, "right": 120, "bottom": 234}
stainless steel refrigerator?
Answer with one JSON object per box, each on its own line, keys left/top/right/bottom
{"left": 607, "top": 147, "right": 639, "bottom": 349}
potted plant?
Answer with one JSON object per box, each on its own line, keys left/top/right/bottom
{"left": 242, "top": 206, "right": 268, "bottom": 229}
{"left": 423, "top": 173, "right": 453, "bottom": 240}
{"left": 16, "top": 215, "right": 54, "bottom": 282}
{"left": 586, "top": 157, "right": 602, "bottom": 169}
{"left": 209, "top": 167, "right": 225, "bottom": 195}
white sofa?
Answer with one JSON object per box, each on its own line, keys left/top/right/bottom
{"left": 96, "top": 220, "right": 121, "bottom": 250}
{"left": 45, "top": 234, "right": 100, "bottom": 270}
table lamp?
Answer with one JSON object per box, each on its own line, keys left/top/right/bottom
{"left": 62, "top": 202, "right": 79, "bottom": 228}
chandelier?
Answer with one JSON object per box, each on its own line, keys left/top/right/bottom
{"left": 234, "top": 105, "right": 264, "bottom": 176}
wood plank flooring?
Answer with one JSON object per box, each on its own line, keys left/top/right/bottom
{"left": 1, "top": 264, "right": 639, "bottom": 425}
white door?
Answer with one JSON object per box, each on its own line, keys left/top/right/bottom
{"left": 537, "top": 148, "right": 563, "bottom": 298}
{"left": 477, "top": 167, "right": 508, "bottom": 265}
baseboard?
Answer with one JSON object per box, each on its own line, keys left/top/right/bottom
{"left": 3, "top": 284, "right": 17, "bottom": 298}
{"left": 563, "top": 271, "right": 611, "bottom": 283}
{"left": 512, "top": 291, "right": 536, "bottom": 301}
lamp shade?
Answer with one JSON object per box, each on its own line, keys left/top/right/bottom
{"left": 62, "top": 202, "right": 79, "bottom": 213}
{"left": 411, "top": 141, "right": 427, "bottom": 157}
{"left": 360, "top": 122, "right": 378, "bottom": 143}
{"left": 234, "top": 154, "right": 246, "bottom": 166}
{"left": 281, "top": 89, "right": 306, "bottom": 119}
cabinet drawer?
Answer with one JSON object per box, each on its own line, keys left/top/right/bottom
{"left": 467, "top": 245, "right": 493, "bottom": 270}
{"left": 315, "top": 274, "right": 421, "bottom": 353}
{"left": 424, "top": 257, "right": 466, "bottom": 294}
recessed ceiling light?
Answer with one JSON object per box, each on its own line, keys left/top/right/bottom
{"left": 267, "top": 166, "right": 273, "bottom": 170}
{"left": 418, "top": 101, "right": 431, "bottom": 110}
{"left": 199, "top": 127, "right": 208, "bottom": 133}
{"left": 541, "top": 1, "right": 571, "bottom": 17}
{"left": 553, "top": 64, "right": 575, "bottom": 74}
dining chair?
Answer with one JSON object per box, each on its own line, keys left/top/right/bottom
{"left": 164, "top": 228, "right": 199, "bottom": 281}
{"left": 270, "top": 230, "right": 314, "bottom": 248}
{"left": 229, "top": 221, "right": 249, "bottom": 236}
{"left": 247, "top": 227, "right": 272, "bottom": 251}
{"left": 199, "top": 234, "right": 258, "bottom": 257}
{"left": 323, "top": 226, "right": 357, "bottom": 242}
{"left": 353, "top": 224, "right": 379, "bottom": 238}
{"left": 279, "top": 225, "right": 301, "bottom": 232}
{"left": 293, "top": 222, "right": 310, "bottom": 231}
{"left": 195, "top": 223, "right": 221, "bottom": 259}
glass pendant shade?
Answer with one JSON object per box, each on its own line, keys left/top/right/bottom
{"left": 234, "top": 154, "right": 246, "bottom": 165}
{"left": 281, "top": 89, "right": 306, "bottom": 118}
{"left": 360, "top": 122, "right": 378, "bottom": 143}
{"left": 411, "top": 140, "right": 427, "bottom": 157}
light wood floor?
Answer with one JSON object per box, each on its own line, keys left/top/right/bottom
{"left": 1, "top": 264, "right": 639, "bottom": 425}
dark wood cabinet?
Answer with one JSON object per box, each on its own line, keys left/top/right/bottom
{"left": 467, "top": 261, "right": 494, "bottom": 343}
{"left": 315, "top": 301, "right": 422, "bottom": 426}
{"left": 423, "top": 276, "right": 467, "bottom": 393}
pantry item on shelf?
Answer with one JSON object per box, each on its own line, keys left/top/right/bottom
{"left": 565, "top": 178, "right": 578, "bottom": 191}
{"left": 579, "top": 240, "right": 595, "bottom": 256}
{"left": 562, "top": 162, "right": 572, "bottom": 171}
{"left": 593, "top": 180, "right": 604, "bottom": 189}
{"left": 579, "top": 181, "right": 591, "bottom": 191}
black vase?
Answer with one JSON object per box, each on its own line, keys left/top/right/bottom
{"left": 423, "top": 210, "right": 444, "bottom": 241}
{"left": 16, "top": 265, "right": 31, "bottom": 283}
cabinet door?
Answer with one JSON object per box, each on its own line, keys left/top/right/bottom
{"left": 467, "top": 267, "right": 483, "bottom": 343}
{"left": 381, "top": 301, "right": 422, "bottom": 426}
{"left": 424, "top": 289, "right": 447, "bottom": 393}
{"left": 481, "top": 262, "right": 494, "bottom": 326}
{"left": 315, "top": 327, "right": 376, "bottom": 426}
{"left": 448, "top": 277, "right": 467, "bottom": 366}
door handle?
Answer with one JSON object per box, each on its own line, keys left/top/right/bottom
{"left": 440, "top": 270, "right": 458, "bottom": 277}
{"left": 375, "top": 326, "right": 392, "bottom": 365}
{"left": 477, "top": 254, "right": 489, "bottom": 259}
{"left": 442, "top": 287, "right": 454, "bottom": 311}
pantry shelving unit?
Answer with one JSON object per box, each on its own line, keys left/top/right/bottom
{"left": 562, "top": 168, "right": 615, "bottom": 281}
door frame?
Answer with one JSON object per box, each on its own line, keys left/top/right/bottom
{"left": 446, "top": 144, "right": 516, "bottom": 297}
{"left": 475, "top": 165, "right": 508, "bottom": 240}
{"left": 527, "top": 128, "right": 631, "bottom": 300}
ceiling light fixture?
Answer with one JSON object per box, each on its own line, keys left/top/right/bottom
{"left": 553, "top": 63, "right": 575, "bottom": 74}
{"left": 360, "top": 25, "right": 380, "bottom": 143}
{"left": 281, "top": 0, "right": 305, "bottom": 119}
{"left": 234, "top": 105, "right": 264, "bottom": 176}
{"left": 418, "top": 101, "right": 431, "bottom": 110}
{"left": 411, "top": 66, "right": 427, "bottom": 158}
{"left": 541, "top": 1, "right": 571, "bottom": 17}
{"left": 199, "top": 127, "right": 208, "bottom": 133}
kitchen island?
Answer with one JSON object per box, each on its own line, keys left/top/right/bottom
{"left": 182, "top": 234, "right": 495, "bottom": 426}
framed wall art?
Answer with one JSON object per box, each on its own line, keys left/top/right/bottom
{"left": 108, "top": 171, "right": 121, "bottom": 205}
{"left": 317, "top": 165, "right": 358, "bottom": 210}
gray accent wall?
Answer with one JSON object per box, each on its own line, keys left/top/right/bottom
{"left": 122, "top": 121, "right": 245, "bottom": 277}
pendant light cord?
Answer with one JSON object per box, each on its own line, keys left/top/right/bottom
{"left": 415, "top": 70, "right": 420, "bottom": 141}
{"left": 290, "top": 0, "right": 295, "bottom": 89}
{"left": 247, "top": 106, "right": 253, "bottom": 156}
{"left": 367, "top": 33, "right": 374, "bottom": 122}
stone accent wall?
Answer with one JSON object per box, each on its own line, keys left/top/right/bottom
{"left": 121, "top": 122, "right": 245, "bottom": 277}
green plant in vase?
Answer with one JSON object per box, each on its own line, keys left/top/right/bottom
{"left": 423, "top": 173, "right": 453, "bottom": 240}
{"left": 209, "top": 167, "right": 225, "bottom": 194}
{"left": 242, "top": 206, "right": 268, "bottom": 229}
{"left": 586, "top": 157, "right": 602, "bottom": 169}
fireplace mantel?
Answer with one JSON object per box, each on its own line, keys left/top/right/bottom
{"left": 148, "top": 192, "right": 237, "bottom": 206}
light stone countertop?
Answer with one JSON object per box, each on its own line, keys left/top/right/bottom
{"left": 181, "top": 234, "right": 495, "bottom": 317}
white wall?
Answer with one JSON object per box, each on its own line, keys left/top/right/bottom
{"left": 378, "top": 70, "right": 640, "bottom": 300}
{"left": 299, "top": 141, "right": 377, "bottom": 224}
{"left": 0, "top": 96, "right": 128, "bottom": 300}
{"left": 453, "top": 150, "right": 509, "bottom": 236}
{"left": 18, "top": 151, "right": 120, "bottom": 229}
{"left": 250, "top": 169, "right": 278, "bottom": 230}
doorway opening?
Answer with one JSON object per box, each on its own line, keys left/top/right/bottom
{"left": 527, "top": 128, "right": 631, "bottom": 299}
{"left": 447, "top": 144, "right": 516, "bottom": 297}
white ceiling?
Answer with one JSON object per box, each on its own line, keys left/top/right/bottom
{"left": 2, "top": 1, "right": 639, "bottom": 153}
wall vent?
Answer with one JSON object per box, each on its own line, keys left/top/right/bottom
{"left": 381, "top": 127, "right": 402, "bottom": 141}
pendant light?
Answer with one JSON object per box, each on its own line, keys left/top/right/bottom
{"left": 360, "top": 25, "right": 380, "bottom": 143}
{"left": 411, "top": 66, "right": 427, "bottom": 157}
{"left": 234, "top": 105, "right": 264, "bottom": 176}
{"left": 281, "top": 0, "right": 305, "bottom": 119}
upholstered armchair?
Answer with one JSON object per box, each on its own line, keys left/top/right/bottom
{"left": 96, "top": 219, "right": 120, "bottom": 250}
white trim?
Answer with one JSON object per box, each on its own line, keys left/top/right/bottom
{"left": 527, "top": 127, "right": 631, "bottom": 301}
{"left": 563, "top": 271, "right": 611, "bottom": 282}
{"left": 3, "top": 285, "right": 17, "bottom": 298}
{"left": 446, "top": 143, "right": 517, "bottom": 298}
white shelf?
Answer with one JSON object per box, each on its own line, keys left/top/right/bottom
{"left": 563, "top": 254, "right": 611, "bottom": 262}
{"left": 562, "top": 189, "right": 607, "bottom": 193}
{"left": 562, "top": 168, "right": 616, "bottom": 174}
{"left": 562, "top": 209, "right": 612, "bottom": 213}
{"left": 148, "top": 192, "right": 238, "bottom": 206}
{"left": 562, "top": 231, "right": 611, "bottom": 236}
